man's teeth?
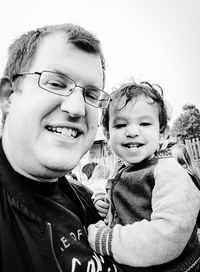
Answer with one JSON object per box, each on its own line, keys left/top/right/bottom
{"left": 47, "top": 126, "right": 78, "bottom": 138}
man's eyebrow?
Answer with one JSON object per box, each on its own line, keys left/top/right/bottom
{"left": 49, "top": 69, "right": 70, "bottom": 78}
{"left": 48, "top": 69, "right": 102, "bottom": 89}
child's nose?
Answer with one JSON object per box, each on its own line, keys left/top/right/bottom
{"left": 125, "top": 125, "right": 139, "bottom": 137}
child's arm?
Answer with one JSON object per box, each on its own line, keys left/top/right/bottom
{"left": 88, "top": 158, "right": 200, "bottom": 267}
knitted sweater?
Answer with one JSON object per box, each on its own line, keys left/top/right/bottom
{"left": 94, "top": 157, "right": 200, "bottom": 271}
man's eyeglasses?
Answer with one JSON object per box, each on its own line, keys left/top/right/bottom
{"left": 13, "top": 71, "right": 111, "bottom": 109}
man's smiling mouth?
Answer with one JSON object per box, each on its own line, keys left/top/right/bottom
{"left": 46, "top": 126, "right": 81, "bottom": 138}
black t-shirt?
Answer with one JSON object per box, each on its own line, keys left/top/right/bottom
{"left": 25, "top": 177, "right": 121, "bottom": 271}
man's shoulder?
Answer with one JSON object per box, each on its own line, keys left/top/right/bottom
{"left": 60, "top": 177, "right": 94, "bottom": 205}
{"left": 69, "top": 181, "right": 93, "bottom": 197}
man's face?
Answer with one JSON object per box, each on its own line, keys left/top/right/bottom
{"left": 3, "top": 31, "right": 103, "bottom": 179}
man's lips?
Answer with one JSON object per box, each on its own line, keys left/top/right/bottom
{"left": 46, "top": 125, "right": 82, "bottom": 138}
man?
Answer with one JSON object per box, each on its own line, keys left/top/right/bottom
{"left": 0, "top": 23, "right": 122, "bottom": 272}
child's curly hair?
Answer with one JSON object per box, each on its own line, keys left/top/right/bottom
{"left": 101, "top": 79, "right": 170, "bottom": 138}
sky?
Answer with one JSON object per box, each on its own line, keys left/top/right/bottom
{"left": 0, "top": 0, "right": 200, "bottom": 124}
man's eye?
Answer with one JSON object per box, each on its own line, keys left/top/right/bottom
{"left": 85, "top": 89, "right": 100, "bottom": 101}
{"left": 46, "top": 80, "right": 66, "bottom": 89}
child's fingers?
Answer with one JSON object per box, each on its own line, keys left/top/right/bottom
{"left": 94, "top": 199, "right": 109, "bottom": 218}
{"left": 98, "top": 212, "right": 107, "bottom": 218}
{"left": 97, "top": 205, "right": 108, "bottom": 213}
{"left": 95, "top": 204, "right": 109, "bottom": 218}
{"left": 104, "top": 195, "right": 110, "bottom": 203}
{"left": 96, "top": 200, "right": 109, "bottom": 209}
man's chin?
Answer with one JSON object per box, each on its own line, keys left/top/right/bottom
{"left": 45, "top": 159, "right": 78, "bottom": 172}
{"left": 51, "top": 150, "right": 83, "bottom": 168}
{"left": 39, "top": 143, "right": 88, "bottom": 174}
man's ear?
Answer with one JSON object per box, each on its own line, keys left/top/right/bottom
{"left": 0, "top": 77, "right": 13, "bottom": 114}
{"left": 159, "top": 126, "right": 170, "bottom": 150}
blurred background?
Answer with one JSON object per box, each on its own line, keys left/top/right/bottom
{"left": 1, "top": 0, "right": 200, "bottom": 176}
{"left": 0, "top": 0, "right": 199, "bottom": 123}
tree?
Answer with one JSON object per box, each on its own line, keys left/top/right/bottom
{"left": 171, "top": 104, "right": 200, "bottom": 139}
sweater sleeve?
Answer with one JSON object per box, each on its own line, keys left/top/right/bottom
{"left": 95, "top": 158, "right": 200, "bottom": 267}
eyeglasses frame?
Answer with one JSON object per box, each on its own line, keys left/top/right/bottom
{"left": 13, "top": 71, "right": 111, "bottom": 109}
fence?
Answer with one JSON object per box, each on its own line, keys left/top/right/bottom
{"left": 184, "top": 137, "right": 200, "bottom": 166}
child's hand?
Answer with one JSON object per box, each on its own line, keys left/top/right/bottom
{"left": 87, "top": 220, "right": 106, "bottom": 251}
{"left": 95, "top": 196, "right": 109, "bottom": 218}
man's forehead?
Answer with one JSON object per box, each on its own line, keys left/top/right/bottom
{"left": 34, "top": 31, "right": 71, "bottom": 59}
{"left": 29, "top": 31, "right": 103, "bottom": 87}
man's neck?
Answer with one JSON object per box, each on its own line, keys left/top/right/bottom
{"left": 2, "top": 136, "right": 57, "bottom": 183}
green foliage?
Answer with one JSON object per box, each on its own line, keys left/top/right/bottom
{"left": 171, "top": 104, "right": 200, "bottom": 139}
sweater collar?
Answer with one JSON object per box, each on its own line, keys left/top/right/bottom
{"left": 123, "top": 156, "right": 158, "bottom": 173}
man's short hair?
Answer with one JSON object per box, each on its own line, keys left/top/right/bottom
{"left": 4, "top": 23, "right": 105, "bottom": 84}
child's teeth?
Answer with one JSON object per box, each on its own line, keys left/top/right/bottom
{"left": 128, "top": 144, "right": 138, "bottom": 148}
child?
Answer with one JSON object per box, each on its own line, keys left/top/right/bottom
{"left": 87, "top": 79, "right": 200, "bottom": 271}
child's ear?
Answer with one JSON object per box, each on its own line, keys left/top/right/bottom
{"left": 159, "top": 126, "right": 170, "bottom": 150}
{"left": 0, "top": 77, "right": 13, "bottom": 114}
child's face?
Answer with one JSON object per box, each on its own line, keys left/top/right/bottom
{"left": 108, "top": 96, "right": 162, "bottom": 165}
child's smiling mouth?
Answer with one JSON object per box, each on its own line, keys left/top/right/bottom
{"left": 123, "top": 143, "right": 144, "bottom": 149}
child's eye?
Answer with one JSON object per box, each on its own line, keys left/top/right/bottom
{"left": 140, "top": 122, "right": 151, "bottom": 126}
{"left": 114, "top": 124, "right": 126, "bottom": 128}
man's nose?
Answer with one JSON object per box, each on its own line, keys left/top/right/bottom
{"left": 60, "top": 87, "right": 85, "bottom": 117}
